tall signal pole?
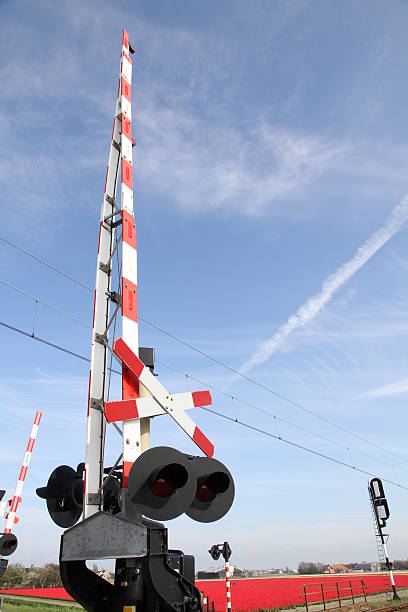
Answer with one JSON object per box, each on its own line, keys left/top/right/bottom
{"left": 368, "top": 478, "right": 399, "bottom": 600}
{"left": 36, "top": 30, "right": 234, "bottom": 612}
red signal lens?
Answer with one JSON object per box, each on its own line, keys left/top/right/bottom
{"left": 150, "top": 463, "right": 188, "bottom": 498}
{"left": 151, "top": 476, "right": 175, "bottom": 498}
{"left": 196, "top": 483, "right": 216, "bottom": 503}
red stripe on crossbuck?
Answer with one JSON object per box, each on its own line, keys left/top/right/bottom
{"left": 104, "top": 399, "right": 139, "bottom": 423}
{"left": 193, "top": 427, "right": 214, "bottom": 457}
{"left": 192, "top": 390, "right": 212, "bottom": 407}
{"left": 114, "top": 338, "right": 144, "bottom": 379}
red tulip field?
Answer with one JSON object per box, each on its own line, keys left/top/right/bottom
{"left": 1, "top": 573, "right": 408, "bottom": 610}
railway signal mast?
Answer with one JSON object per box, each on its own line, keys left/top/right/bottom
{"left": 0, "top": 410, "right": 42, "bottom": 576}
{"left": 36, "top": 30, "right": 235, "bottom": 612}
{"left": 368, "top": 478, "right": 399, "bottom": 600}
{"left": 209, "top": 542, "right": 233, "bottom": 611}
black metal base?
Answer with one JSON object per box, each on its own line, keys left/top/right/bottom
{"left": 59, "top": 521, "right": 202, "bottom": 612}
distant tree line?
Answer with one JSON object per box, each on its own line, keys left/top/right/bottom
{"left": 392, "top": 560, "right": 408, "bottom": 570}
{"left": 297, "top": 562, "right": 325, "bottom": 575}
{"left": 0, "top": 563, "right": 62, "bottom": 588}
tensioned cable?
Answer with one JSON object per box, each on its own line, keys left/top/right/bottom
{"left": 0, "top": 235, "right": 93, "bottom": 293}
{"left": 140, "top": 318, "right": 408, "bottom": 465}
{"left": 1, "top": 235, "right": 407, "bottom": 465}
{"left": 155, "top": 359, "right": 408, "bottom": 474}
{"left": 0, "top": 279, "right": 91, "bottom": 328}
{"left": 0, "top": 316, "right": 407, "bottom": 490}
{"left": 1, "top": 274, "right": 406, "bottom": 474}
{"left": 203, "top": 408, "right": 408, "bottom": 491}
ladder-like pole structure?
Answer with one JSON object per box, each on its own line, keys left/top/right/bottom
{"left": 368, "top": 482, "right": 399, "bottom": 600}
{"left": 35, "top": 28, "right": 229, "bottom": 612}
{"left": 84, "top": 29, "right": 139, "bottom": 519}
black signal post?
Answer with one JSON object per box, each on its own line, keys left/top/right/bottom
{"left": 369, "top": 478, "right": 399, "bottom": 600}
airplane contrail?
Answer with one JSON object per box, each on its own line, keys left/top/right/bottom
{"left": 239, "top": 195, "right": 408, "bottom": 375}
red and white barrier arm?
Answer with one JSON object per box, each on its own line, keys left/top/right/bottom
{"left": 4, "top": 411, "right": 42, "bottom": 534}
{"left": 119, "top": 29, "right": 142, "bottom": 490}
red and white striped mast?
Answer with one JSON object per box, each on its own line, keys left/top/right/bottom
{"left": 35, "top": 29, "right": 233, "bottom": 610}
{"left": 84, "top": 29, "right": 141, "bottom": 518}
{"left": 84, "top": 29, "right": 215, "bottom": 520}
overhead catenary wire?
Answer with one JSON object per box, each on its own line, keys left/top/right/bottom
{"left": 155, "top": 359, "right": 408, "bottom": 474}
{"left": 1, "top": 273, "right": 407, "bottom": 474}
{"left": 0, "top": 235, "right": 93, "bottom": 294}
{"left": 203, "top": 407, "right": 408, "bottom": 491}
{"left": 140, "top": 317, "right": 408, "bottom": 465}
{"left": 1, "top": 274, "right": 408, "bottom": 474}
{"left": 0, "top": 316, "right": 407, "bottom": 491}
{"left": 1, "top": 236, "right": 407, "bottom": 465}
{"left": 0, "top": 278, "right": 91, "bottom": 328}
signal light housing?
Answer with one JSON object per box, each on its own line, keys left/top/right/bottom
{"left": 369, "top": 477, "right": 390, "bottom": 529}
{"left": 186, "top": 456, "right": 234, "bottom": 523}
{"left": 0, "top": 532, "right": 18, "bottom": 556}
{"left": 209, "top": 544, "right": 221, "bottom": 560}
{"left": 128, "top": 446, "right": 196, "bottom": 521}
{"left": 36, "top": 465, "right": 84, "bottom": 528}
{"left": 128, "top": 446, "right": 234, "bottom": 523}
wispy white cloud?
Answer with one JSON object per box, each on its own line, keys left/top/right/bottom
{"left": 239, "top": 195, "right": 408, "bottom": 374}
{"left": 135, "top": 107, "right": 347, "bottom": 216}
{"left": 354, "top": 377, "right": 408, "bottom": 401}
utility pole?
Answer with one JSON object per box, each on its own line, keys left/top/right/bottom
{"left": 368, "top": 478, "right": 399, "bottom": 600}
{"left": 36, "top": 30, "right": 235, "bottom": 612}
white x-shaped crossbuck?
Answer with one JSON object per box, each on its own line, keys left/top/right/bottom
{"left": 104, "top": 339, "right": 214, "bottom": 457}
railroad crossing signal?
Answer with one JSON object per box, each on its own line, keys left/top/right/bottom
{"left": 209, "top": 542, "right": 233, "bottom": 612}
{"left": 368, "top": 477, "right": 399, "bottom": 600}
{"left": 209, "top": 542, "right": 232, "bottom": 562}
{"left": 369, "top": 477, "right": 390, "bottom": 529}
{"left": 35, "top": 29, "right": 234, "bottom": 612}
{"left": 36, "top": 446, "right": 234, "bottom": 526}
{"left": 128, "top": 446, "right": 234, "bottom": 522}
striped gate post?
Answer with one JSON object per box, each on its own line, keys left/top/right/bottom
{"left": 225, "top": 561, "right": 232, "bottom": 612}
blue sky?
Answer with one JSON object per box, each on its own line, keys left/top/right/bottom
{"left": 1, "top": 0, "right": 408, "bottom": 571}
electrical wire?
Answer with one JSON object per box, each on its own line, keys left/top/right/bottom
{"left": 1, "top": 271, "right": 405, "bottom": 473}
{"left": 155, "top": 359, "right": 408, "bottom": 474}
{"left": 0, "top": 278, "right": 91, "bottom": 328}
{"left": 1, "top": 235, "right": 408, "bottom": 465}
{"left": 141, "top": 318, "right": 408, "bottom": 465}
{"left": 1, "top": 273, "right": 408, "bottom": 473}
{"left": 0, "top": 235, "right": 93, "bottom": 294}
{"left": 0, "top": 316, "right": 407, "bottom": 491}
{"left": 203, "top": 407, "right": 408, "bottom": 491}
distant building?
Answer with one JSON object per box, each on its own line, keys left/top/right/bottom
{"left": 324, "top": 564, "right": 350, "bottom": 574}
{"left": 371, "top": 563, "right": 381, "bottom": 572}
{"left": 197, "top": 571, "right": 221, "bottom": 580}
{"left": 352, "top": 563, "right": 372, "bottom": 573}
